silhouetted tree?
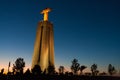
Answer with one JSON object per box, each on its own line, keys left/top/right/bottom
{"left": 69, "top": 72, "right": 73, "bottom": 76}
{"left": 108, "top": 64, "right": 116, "bottom": 75}
{"left": 58, "top": 66, "right": 65, "bottom": 74}
{"left": 8, "top": 62, "right": 10, "bottom": 73}
{"left": 13, "top": 57, "right": 25, "bottom": 74}
{"left": 55, "top": 72, "right": 58, "bottom": 75}
{"left": 12, "top": 64, "right": 15, "bottom": 75}
{"left": 80, "top": 65, "right": 87, "bottom": 75}
{"left": 47, "top": 65, "right": 55, "bottom": 75}
{"left": 65, "top": 71, "right": 69, "bottom": 76}
{"left": 99, "top": 72, "right": 107, "bottom": 76}
{"left": 24, "top": 68, "right": 31, "bottom": 75}
{"left": 32, "top": 65, "right": 42, "bottom": 75}
{"left": 95, "top": 70, "right": 99, "bottom": 75}
{"left": 91, "top": 64, "right": 98, "bottom": 76}
{"left": 71, "top": 59, "right": 80, "bottom": 75}
{"left": 0, "top": 68, "right": 4, "bottom": 74}
{"left": 85, "top": 72, "right": 91, "bottom": 76}
{"left": 24, "top": 68, "right": 31, "bottom": 80}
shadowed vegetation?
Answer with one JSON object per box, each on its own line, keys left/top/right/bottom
{"left": 0, "top": 58, "right": 119, "bottom": 80}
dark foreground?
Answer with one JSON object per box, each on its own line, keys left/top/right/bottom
{"left": 0, "top": 74, "right": 120, "bottom": 80}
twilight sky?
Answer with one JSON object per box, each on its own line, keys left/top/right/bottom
{"left": 0, "top": 0, "right": 120, "bottom": 73}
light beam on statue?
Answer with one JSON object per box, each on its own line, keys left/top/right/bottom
{"left": 41, "top": 8, "right": 51, "bottom": 21}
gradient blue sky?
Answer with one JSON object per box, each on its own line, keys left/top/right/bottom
{"left": 0, "top": 0, "right": 120, "bottom": 72}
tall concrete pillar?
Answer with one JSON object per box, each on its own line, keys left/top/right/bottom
{"left": 32, "top": 8, "right": 54, "bottom": 72}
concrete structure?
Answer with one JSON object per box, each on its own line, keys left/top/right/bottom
{"left": 32, "top": 8, "right": 54, "bottom": 72}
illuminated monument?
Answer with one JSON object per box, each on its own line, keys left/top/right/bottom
{"left": 32, "top": 8, "right": 54, "bottom": 72}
